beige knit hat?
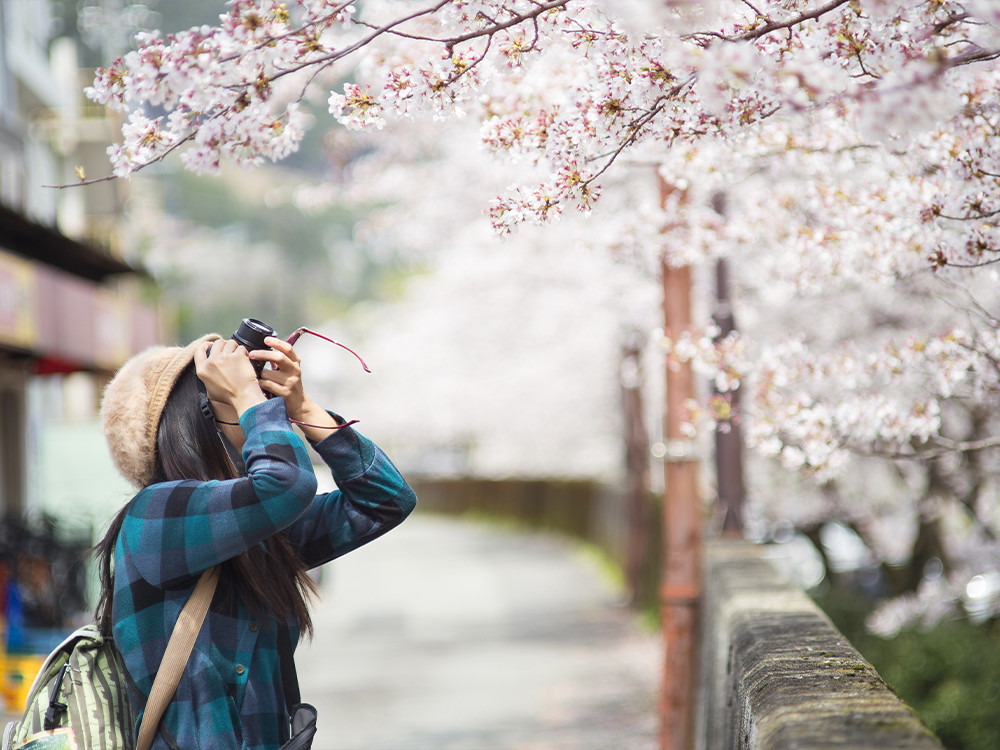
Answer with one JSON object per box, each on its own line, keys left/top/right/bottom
{"left": 101, "top": 333, "right": 221, "bottom": 487}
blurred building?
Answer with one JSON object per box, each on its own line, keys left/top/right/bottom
{"left": 0, "top": 0, "right": 161, "bottom": 518}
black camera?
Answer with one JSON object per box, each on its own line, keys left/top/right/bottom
{"left": 232, "top": 318, "right": 275, "bottom": 376}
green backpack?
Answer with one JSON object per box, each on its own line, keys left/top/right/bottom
{"left": 2, "top": 625, "right": 136, "bottom": 750}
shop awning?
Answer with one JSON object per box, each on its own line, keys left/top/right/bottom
{"left": 0, "top": 202, "right": 141, "bottom": 282}
{"left": 0, "top": 207, "right": 159, "bottom": 374}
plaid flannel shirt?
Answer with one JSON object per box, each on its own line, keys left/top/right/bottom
{"left": 112, "top": 398, "right": 416, "bottom": 750}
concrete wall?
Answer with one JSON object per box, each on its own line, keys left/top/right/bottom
{"left": 698, "top": 541, "right": 943, "bottom": 750}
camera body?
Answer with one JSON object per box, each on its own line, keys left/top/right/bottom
{"left": 232, "top": 318, "right": 275, "bottom": 376}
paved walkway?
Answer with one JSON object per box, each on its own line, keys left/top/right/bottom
{"left": 296, "top": 513, "right": 661, "bottom": 750}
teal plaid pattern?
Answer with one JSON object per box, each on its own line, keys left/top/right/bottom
{"left": 112, "top": 398, "right": 416, "bottom": 750}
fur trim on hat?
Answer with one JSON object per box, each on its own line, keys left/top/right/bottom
{"left": 101, "top": 334, "right": 221, "bottom": 487}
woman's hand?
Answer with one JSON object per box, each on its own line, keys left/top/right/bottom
{"left": 251, "top": 337, "right": 339, "bottom": 438}
{"left": 194, "top": 339, "right": 265, "bottom": 416}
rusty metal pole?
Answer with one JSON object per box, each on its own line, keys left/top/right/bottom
{"left": 659, "top": 178, "right": 701, "bottom": 750}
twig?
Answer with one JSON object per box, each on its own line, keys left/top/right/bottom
{"left": 860, "top": 434, "right": 1000, "bottom": 461}
{"left": 582, "top": 76, "right": 696, "bottom": 186}
{"left": 736, "top": 0, "right": 852, "bottom": 41}
{"left": 44, "top": 128, "right": 200, "bottom": 188}
{"left": 685, "top": 0, "right": 851, "bottom": 44}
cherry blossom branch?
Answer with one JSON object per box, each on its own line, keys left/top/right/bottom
{"left": 442, "top": 0, "right": 570, "bottom": 50}
{"left": 941, "top": 45, "right": 1000, "bottom": 69}
{"left": 348, "top": 0, "right": 569, "bottom": 49}
{"left": 264, "top": 1, "right": 453, "bottom": 81}
{"left": 217, "top": 1, "right": 357, "bottom": 65}
{"left": 933, "top": 254, "right": 1000, "bottom": 269}
{"left": 859, "top": 435, "right": 1000, "bottom": 462}
{"left": 227, "top": 1, "right": 569, "bottom": 106}
{"left": 936, "top": 208, "right": 1000, "bottom": 221}
{"left": 685, "top": 0, "right": 852, "bottom": 45}
{"left": 581, "top": 78, "right": 696, "bottom": 187}
{"left": 735, "top": 0, "right": 852, "bottom": 41}
{"left": 45, "top": 125, "right": 201, "bottom": 188}
{"left": 928, "top": 11, "right": 971, "bottom": 37}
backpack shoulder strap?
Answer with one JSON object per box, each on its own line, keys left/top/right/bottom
{"left": 135, "top": 567, "right": 219, "bottom": 750}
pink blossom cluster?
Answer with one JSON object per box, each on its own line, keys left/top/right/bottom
{"left": 88, "top": 0, "right": 356, "bottom": 175}
{"left": 87, "top": 1, "right": 1000, "bottom": 254}
{"left": 658, "top": 326, "right": 974, "bottom": 476}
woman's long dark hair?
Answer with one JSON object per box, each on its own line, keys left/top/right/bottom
{"left": 95, "top": 364, "right": 316, "bottom": 635}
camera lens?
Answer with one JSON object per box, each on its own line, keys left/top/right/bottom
{"left": 233, "top": 318, "right": 275, "bottom": 376}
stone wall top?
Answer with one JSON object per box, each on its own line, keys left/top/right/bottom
{"left": 697, "top": 541, "right": 943, "bottom": 750}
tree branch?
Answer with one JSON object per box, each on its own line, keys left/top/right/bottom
{"left": 582, "top": 76, "right": 696, "bottom": 187}
{"left": 686, "top": 0, "right": 852, "bottom": 45}
{"left": 857, "top": 434, "right": 1000, "bottom": 461}
{"left": 942, "top": 45, "right": 1000, "bottom": 70}
{"left": 44, "top": 127, "right": 201, "bottom": 188}
{"left": 736, "top": 0, "right": 852, "bottom": 41}
{"left": 349, "top": 0, "right": 570, "bottom": 49}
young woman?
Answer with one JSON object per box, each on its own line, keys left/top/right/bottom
{"left": 96, "top": 333, "right": 416, "bottom": 750}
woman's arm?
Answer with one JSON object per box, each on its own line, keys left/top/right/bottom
{"left": 120, "top": 398, "right": 318, "bottom": 586}
{"left": 250, "top": 334, "right": 416, "bottom": 564}
{"left": 284, "top": 424, "right": 417, "bottom": 569}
